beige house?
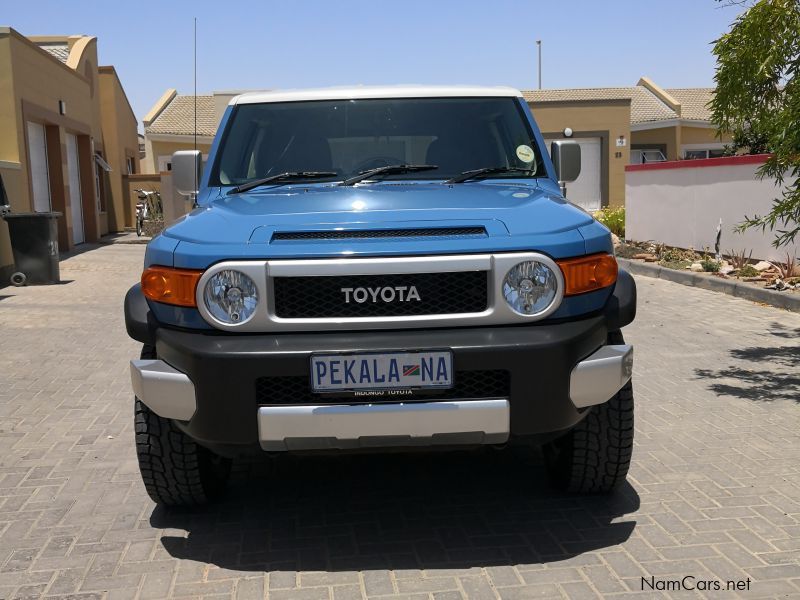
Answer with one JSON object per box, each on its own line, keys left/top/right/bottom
{"left": 525, "top": 77, "right": 728, "bottom": 209}
{"left": 141, "top": 79, "right": 725, "bottom": 212}
{"left": 141, "top": 89, "right": 218, "bottom": 173}
{"left": 0, "top": 27, "right": 139, "bottom": 281}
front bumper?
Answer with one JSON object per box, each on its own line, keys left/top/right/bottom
{"left": 126, "top": 270, "right": 636, "bottom": 453}
{"left": 131, "top": 342, "right": 632, "bottom": 451}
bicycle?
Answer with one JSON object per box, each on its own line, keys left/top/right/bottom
{"left": 134, "top": 189, "right": 161, "bottom": 237}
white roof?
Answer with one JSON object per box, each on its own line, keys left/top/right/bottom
{"left": 232, "top": 85, "right": 522, "bottom": 105}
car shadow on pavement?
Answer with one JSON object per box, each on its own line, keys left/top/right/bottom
{"left": 695, "top": 322, "right": 800, "bottom": 403}
{"left": 152, "top": 447, "right": 639, "bottom": 572}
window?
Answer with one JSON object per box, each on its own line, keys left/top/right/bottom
{"left": 630, "top": 149, "right": 666, "bottom": 165}
{"left": 210, "top": 97, "right": 545, "bottom": 186}
{"left": 94, "top": 152, "right": 112, "bottom": 212}
{"left": 683, "top": 148, "right": 726, "bottom": 160}
{"left": 127, "top": 157, "right": 135, "bottom": 175}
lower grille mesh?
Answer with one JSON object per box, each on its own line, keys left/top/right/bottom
{"left": 256, "top": 370, "right": 511, "bottom": 405}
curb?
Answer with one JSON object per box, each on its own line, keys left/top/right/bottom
{"left": 617, "top": 258, "right": 800, "bottom": 313}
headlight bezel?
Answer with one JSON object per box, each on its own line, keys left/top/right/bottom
{"left": 502, "top": 260, "right": 560, "bottom": 316}
{"left": 202, "top": 268, "right": 259, "bottom": 325}
{"left": 196, "top": 264, "right": 266, "bottom": 327}
{"left": 493, "top": 253, "right": 565, "bottom": 321}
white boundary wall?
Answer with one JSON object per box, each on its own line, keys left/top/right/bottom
{"left": 625, "top": 155, "right": 798, "bottom": 262}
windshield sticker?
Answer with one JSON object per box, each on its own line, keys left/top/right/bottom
{"left": 516, "top": 145, "right": 535, "bottom": 163}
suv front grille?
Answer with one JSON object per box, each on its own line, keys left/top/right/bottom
{"left": 255, "top": 370, "right": 511, "bottom": 405}
{"left": 272, "top": 271, "right": 488, "bottom": 318}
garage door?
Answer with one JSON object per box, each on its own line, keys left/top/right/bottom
{"left": 65, "top": 133, "right": 84, "bottom": 245}
{"left": 27, "top": 121, "right": 51, "bottom": 213}
{"left": 545, "top": 137, "right": 602, "bottom": 212}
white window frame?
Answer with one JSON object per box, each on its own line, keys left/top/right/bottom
{"left": 681, "top": 143, "right": 726, "bottom": 160}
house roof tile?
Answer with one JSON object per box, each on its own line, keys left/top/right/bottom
{"left": 146, "top": 83, "right": 715, "bottom": 139}
{"left": 665, "top": 88, "right": 715, "bottom": 121}
{"left": 35, "top": 43, "right": 69, "bottom": 63}
{"left": 145, "top": 94, "right": 216, "bottom": 136}
{"left": 524, "top": 84, "right": 713, "bottom": 124}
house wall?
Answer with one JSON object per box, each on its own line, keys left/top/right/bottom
{"left": 632, "top": 125, "right": 731, "bottom": 161}
{"left": 0, "top": 28, "right": 101, "bottom": 279}
{"left": 681, "top": 126, "right": 725, "bottom": 146}
{"left": 626, "top": 155, "right": 798, "bottom": 262}
{"left": 0, "top": 28, "right": 139, "bottom": 281}
{"left": 631, "top": 127, "right": 681, "bottom": 161}
{"left": 529, "top": 100, "right": 631, "bottom": 207}
{"left": 143, "top": 138, "right": 213, "bottom": 174}
{"left": 98, "top": 66, "right": 140, "bottom": 233}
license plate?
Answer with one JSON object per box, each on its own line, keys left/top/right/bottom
{"left": 310, "top": 351, "right": 453, "bottom": 392}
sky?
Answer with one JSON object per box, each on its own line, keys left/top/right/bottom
{"left": 4, "top": 0, "right": 747, "bottom": 128}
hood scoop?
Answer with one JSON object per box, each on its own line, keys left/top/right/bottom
{"left": 269, "top": 226, "right": 488, "bottom": 243}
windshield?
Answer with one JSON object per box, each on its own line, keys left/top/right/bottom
{"left": 210, "top": 97, "right": 545, "bottom": 186}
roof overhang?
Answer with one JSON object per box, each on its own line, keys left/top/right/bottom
{"left": 144, "top": 132, "right": 216, "bottom": 144}
{"left": 631, "top": 119, "right": 714, "bottom": 132}
{"left": 233, "top": 85, "right": 523, "bottom": 105}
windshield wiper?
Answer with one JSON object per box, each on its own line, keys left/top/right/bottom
{"left": 228, "top": 171, "right": 338, "bottom": 194}
{"left": 447, "top": 166, "right": 535, "bottom": 184}
{"left": 340, "top": 164, "right": 438, "bottom": 186}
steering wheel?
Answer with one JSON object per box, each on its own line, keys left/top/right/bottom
{"left": 352, "top": 156, "right": 402, "bottom": 173}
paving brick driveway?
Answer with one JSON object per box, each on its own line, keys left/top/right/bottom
{"left": 0, "top": 243, "right": 799, "bottom": 600}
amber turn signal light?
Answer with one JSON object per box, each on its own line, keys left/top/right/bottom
{"left": 141, "top": 266, "right": 203, "bottom": 307}
{"left": 557, "top": 253, "right": 618, "bottom": 296}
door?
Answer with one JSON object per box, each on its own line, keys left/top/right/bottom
{"left": 564, "top": 137, "right": 602, "bottom": 212}
{"left": 65, "top": 133, "right": 84, "bottom": 244}
{"left": 27, "top": 121, "right": 51, "bottom": 212}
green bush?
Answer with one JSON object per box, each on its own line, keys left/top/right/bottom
{"left": 593, "top": 206, "right": 625, "bottom": 238}
{"left": 700, "top": 258, "right": 721, "bottom": 272}
{"left": 739, "top": 264, "right": 759, "bottom": 277}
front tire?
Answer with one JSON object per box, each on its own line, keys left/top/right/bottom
{"left": 134, "top": 346, "right": 230, "bottom": 506}
{"left": 543, "top": 331, "right": 634, "bottom": 493}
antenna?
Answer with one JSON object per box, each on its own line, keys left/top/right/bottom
{"left": 536, "top": 40, "right": 542, "bottom": 89}
{"left": 193, "top": 17, "right": 198, "bottom": 204}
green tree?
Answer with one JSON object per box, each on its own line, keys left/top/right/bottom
{"left": 711, "top": 0, "right": 800, "bottom": 247}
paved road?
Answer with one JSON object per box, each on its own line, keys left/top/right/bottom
{"left": 0, "top": 243, "right": 798, "bottom": 600}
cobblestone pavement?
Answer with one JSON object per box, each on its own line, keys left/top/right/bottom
{"left": 1, "top": 243, "right": 799, "bottom": 600}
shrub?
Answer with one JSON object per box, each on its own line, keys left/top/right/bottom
{"left": 593, "top": 206, "right": 625, "bottom": 238}
{"left": 739, "top": 264, "right": 759, "bottom": 277}
{"left": 660, "top": 246, "right": 700, "bottom": 263}
{"left": 700, "top": 258, "right": 721, "bottom": 272}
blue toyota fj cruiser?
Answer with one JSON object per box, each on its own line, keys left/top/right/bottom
{"left": 125, "top": 86, "right": 636, "bottom": 506}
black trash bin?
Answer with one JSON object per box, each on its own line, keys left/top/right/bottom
{"left": 2, "top": 212, "right": 62, "bottom": 286}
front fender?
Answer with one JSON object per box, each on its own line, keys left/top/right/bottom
{"left": 605, "top": 268, "right": 637, "bottom": 331}
{"left": 124, "top": 283, "right": 157, "bottom": 346}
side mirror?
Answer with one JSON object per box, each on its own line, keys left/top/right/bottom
{"left": 172, "top": 150, "right": 202, "bottom": 197}
{"left": 551, "top": 140, "right": 581, "bottom": 184}
{"left": 0, "top": 173, "right": 9, "bottom": 214}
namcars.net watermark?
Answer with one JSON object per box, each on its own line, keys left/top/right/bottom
{"left": 642, "top": 575, "right": 752, "bottom": 593}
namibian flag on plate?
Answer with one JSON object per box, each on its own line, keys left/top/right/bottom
{"left": 310, "top": 350, "right": 453, "bottom": 392}
{"left": 403, "top": 364, "right": 420, "bottom": 377}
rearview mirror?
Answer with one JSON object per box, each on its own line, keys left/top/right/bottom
{"left": 172, "top": 150, "right": 202, "bottom": 197}
{"left": 550, "top": 140, "right": 581, "bottom": 183}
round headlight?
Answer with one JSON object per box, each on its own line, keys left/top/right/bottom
{"left": 502, "top": 260, "right": 559, "bottom": 315}
{"left": 203, "top": 270, "right": 258, "bottom": 324}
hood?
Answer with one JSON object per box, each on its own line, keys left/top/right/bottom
{"left": 164, "top": 181, "right": 594, "bottom": 245}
